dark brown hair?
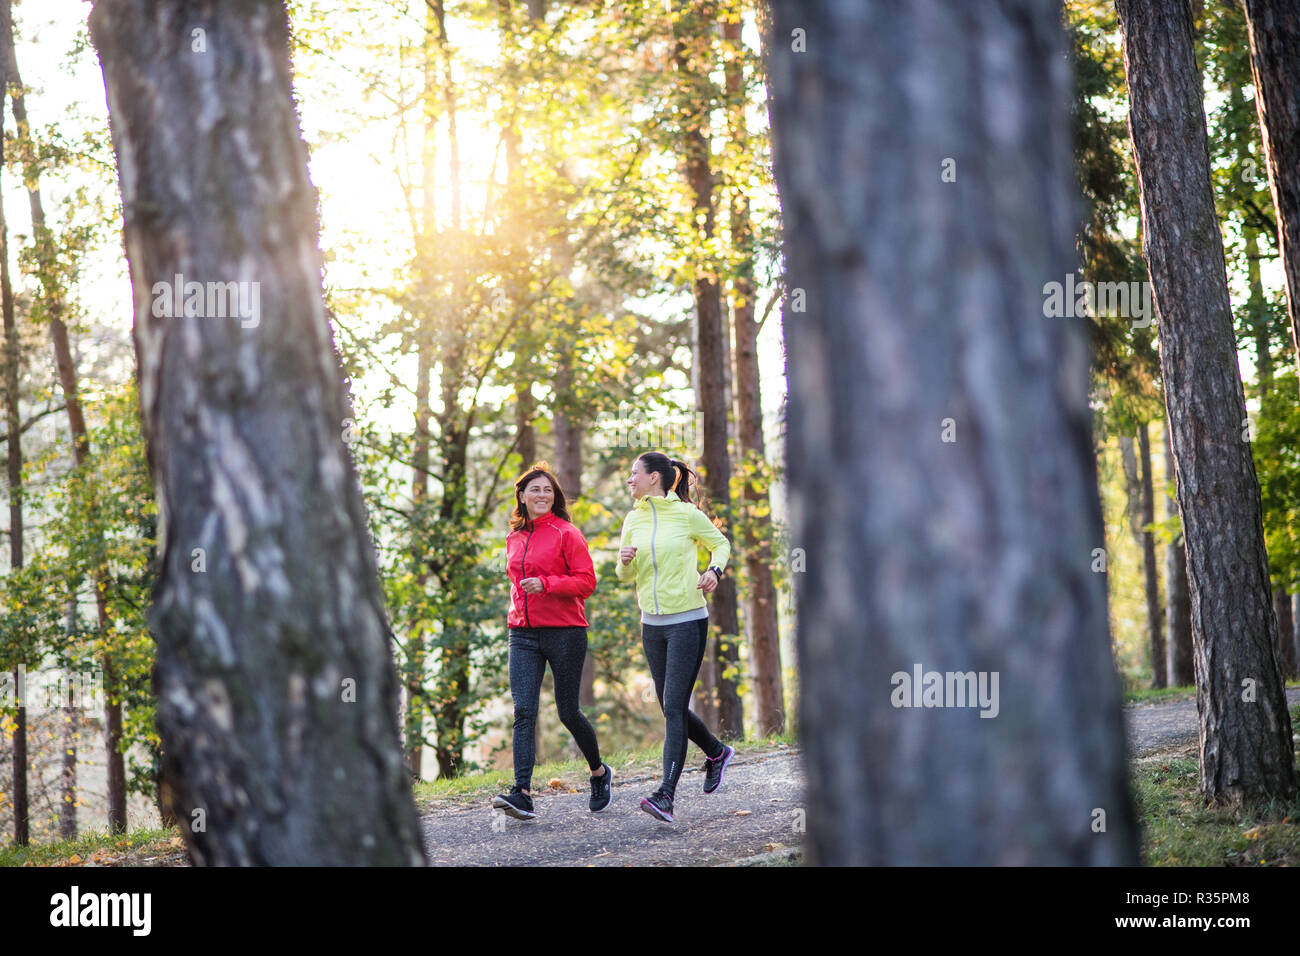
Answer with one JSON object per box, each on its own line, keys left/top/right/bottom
{"left": 510, "top": 461, "right": 571, "bottom": 531}
{"left": 636, "top": 452, "right": 696, "bottom": 504}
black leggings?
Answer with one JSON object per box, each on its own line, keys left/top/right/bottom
{"left": 509, "top": 626, "right": 602, "bottom": 791}
{"left": 642, "top": 617, "right": 724, "bottom": 797}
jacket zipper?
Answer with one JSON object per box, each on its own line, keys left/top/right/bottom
{"left": 649, "top": 498, "right": 660, "bottom": 614}
{"left": 521, "top": 526, "right": 534, "bottom": 627}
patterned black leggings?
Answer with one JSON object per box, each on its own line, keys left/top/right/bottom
{"left": 508, "top": 626, "right": 602, "bottom": 791}
{"left": 642, "top": 617, "right": 724, "bottom": 797}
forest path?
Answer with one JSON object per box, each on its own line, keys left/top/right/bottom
{"left": 419, "top": 748, "right": 805, "bottom": 866}
{"left": 1125, "top": 686, "right": 1300, "bottom": 757}
{"left": 418, "top": 689, "right": 1300, "bottom": 866}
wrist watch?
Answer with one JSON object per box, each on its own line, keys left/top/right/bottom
{"left": 708, "top": 566, "right": 724, "bottom": 581}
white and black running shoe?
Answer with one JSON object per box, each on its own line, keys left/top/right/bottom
{"left": 639, "top": 789, "right": 675, "bottom": 822}
{"left": 703, "top": 744, "right": 735, "bottom": 794}
{"left": 492, "top": 786, "right": 536, "bottom": 820}
{"left": 589, "top": 764, "right": 613, "bottom": 812}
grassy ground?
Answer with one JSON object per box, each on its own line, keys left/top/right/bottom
{"left": 1123, "top": 684, "right": 1198, "bottom": 705}
{"left": 1129, "top": 702, "right": 1300, "bottom": 866}
{"left": 0, "top": 826, "right": 184, "bottom": 868}
{"left": 1123, "top": 679, "right": 1300, "bottom": 706}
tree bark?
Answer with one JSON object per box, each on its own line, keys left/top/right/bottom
{"left": 673, "top": 0, "right": 743, "bottom": 740}
{"left": 1242, "top": 0, "right": 1300, "bottom": 385}
{"left": 1138, "top": 423, "right": 1165, "bottom": 687}
{"left": 1, "top": 0, "right": 127, "bottom": 834}
{"left": 1117, "top": 0, "right": 1297, "bottom": 807}
{"left": 90, "top": 0, "right": 426, "bottom": 864}
{"left": 723, "top": 12, "right": 784, "bottom": 737}
{"left": 1164, "top": 424, "right": 1195, "bottom": 686}
{"left": 766, "top": 0, "right": 1138, "bottom": 863}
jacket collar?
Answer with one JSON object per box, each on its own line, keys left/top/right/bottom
{"left": 523, "top": 510, "right": 560, "bottom": 529}
{"left": 635, "top": 490, "right": 681, "bottom": 510}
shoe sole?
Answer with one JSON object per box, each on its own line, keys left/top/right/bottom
{"left": 492, "top": 795, "right": 536, "bottom": 820}
{"left": 640, "top": 797, "right": 674, "bottom": 822}
{"left": 590, "top": 766, "right": 614, "bottom": 812}
{"left": 703, "top": 746, "right": 735, "bottom": 794}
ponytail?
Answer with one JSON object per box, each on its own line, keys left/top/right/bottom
{"left": 669, "top": 459, "right": 695, "bottom": 504}
{"left": 637, "top": 451, "right": 697, "bottom": 504}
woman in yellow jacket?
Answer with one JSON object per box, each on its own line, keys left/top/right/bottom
{"left": 618, "top": 451, "right": 735, "bottom": 822}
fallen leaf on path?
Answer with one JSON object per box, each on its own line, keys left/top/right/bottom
{"left": 548, "top": 778, "right": 564, "bottom": 790}
{"left": 733, "top": 810, "right": 751, "bottom": 817}
{"left": 67, "top": 854, "right": 82, "bottom": 865}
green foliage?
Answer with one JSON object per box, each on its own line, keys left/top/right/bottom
{"left": 1255, "top": 371, "right": 1300, "bottom": 592}
{"left": 2, "top": 381, "right": 160, "bottom": 803}
{"left": 1066, "top": 1, "right": 1162, "bottom": 438}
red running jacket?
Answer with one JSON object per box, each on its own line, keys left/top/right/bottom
{"left": 506, "top": 511, "right": 597, "bottom": 628}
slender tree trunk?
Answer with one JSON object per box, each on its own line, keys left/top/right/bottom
{"left": 1117, "top": 0, "right": 1297, "bottom": 807}
{"left": 1241, "top": 221, "right": 1295, "bottom": 682}
{"left": 1293, "top": 594, "right": 1300, "bottom": 678}
{"left": 90, "top": 0, "right": 426, "bottom": 864}
{"left": 723, "top": 12, "right": 783, "bottom": 737}
{"left": 1138, "top": 423, "right": 1165, "bottom": 687}
{"left": 403, "top": 3, "right": 443, "bottom": 786}
{"left": 428, "top": 0, "right": 473, "bottom": 781}
{"left": 1, "top": 0, "right": 127, "bottom": 834}
{"left": 60, "top": 671, "right": 78, "bottom": 838}
{"left": 550, "top": 355, "right": 595, "bottom": 711}
{"left": 1242, "top": 0, "right": 1300, "bottom": 385}
{"left": 405, "top": 344, "right": 431, "bottom": 782}
{"left": 767, "top": 0, "right": 1138, "bottom": 863}
{"left": 1119, "top": 435, "right": 1141, "bottom": 539}
{"left": 673, "top": 0, "right": 743, "bottom": 740}
{"left": 1121, "top": 427, "right": 1164, "bottom": 684}
{"left": 60, "top": 598, "right": 79, "bottom": 838}
{"left": 0, "top": 78, "right": 26, "bottom": 847}
{"left": 1164, "top": 424, "right": 1195, "bottom": 686}
{"left": 1274, "top": 588, "right": 1295, "bottom": 679}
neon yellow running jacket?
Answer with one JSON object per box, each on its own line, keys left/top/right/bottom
{"left": 616, "top": 491, "right": 731, "bottom": 616}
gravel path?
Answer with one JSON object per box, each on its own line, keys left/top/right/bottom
{"left": 1123, "top": 687, "right": 1300, "bottom": 757}
{"left": 420, "top": 748, "right": 807, "bottom": 866}
{"left": 419, "top": 690, "right": 1300, "bottom": 866}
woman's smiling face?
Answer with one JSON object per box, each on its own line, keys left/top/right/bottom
{"left": 626, "top": 457, "right": 660, "bottom": 499}
{"left": 523, "top": 476, "right": 554, "bottom": 517}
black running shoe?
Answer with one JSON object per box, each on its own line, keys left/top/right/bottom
{"left": 639, "top": 789, "right": 674, "bottom": 822}
{"left": 589, "top": 764, "right": 613, "bottom": 812}
{"left": 492, "top": 786, "right": 536, "bottom": 820}
{"left": 703, "top": 744, "right": 735, "bottom": 794}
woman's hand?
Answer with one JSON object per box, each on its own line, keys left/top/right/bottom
{"left": 619, "top": 546, "right": 638, "bottom": 566}
{"left": 520, "top": 577, "right": 545, "bottom": 594}
{"left": 697, "top": 569, "right": 719, "bottom": 593}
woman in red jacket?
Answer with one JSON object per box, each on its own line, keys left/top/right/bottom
{"left": 492, "top": 462, "right": 612, "bottom": 820}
